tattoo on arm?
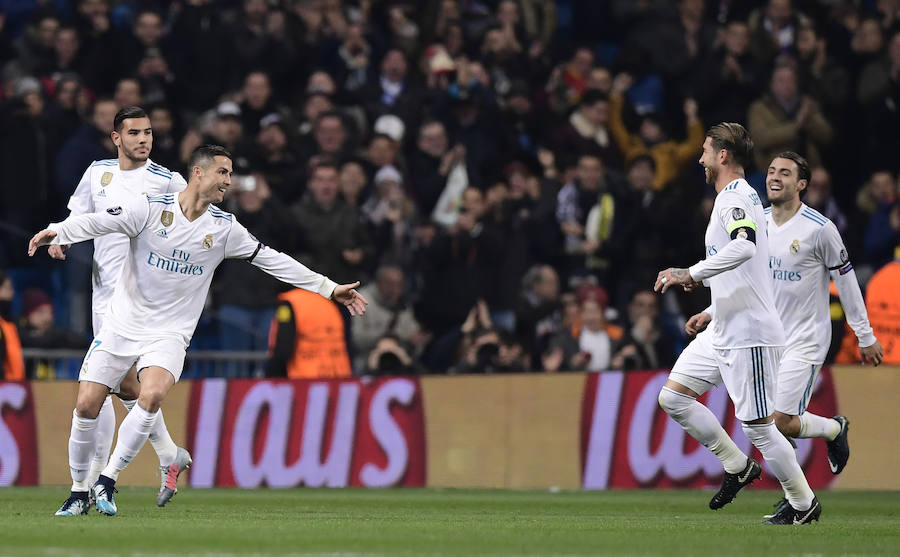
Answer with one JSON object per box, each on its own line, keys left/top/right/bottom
{"left": 672, "top": 268, "right": 692, "bottom": 282}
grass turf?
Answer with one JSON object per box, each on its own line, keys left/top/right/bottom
{"left": 2, "top": 488, "right": 899, "bottom": 556}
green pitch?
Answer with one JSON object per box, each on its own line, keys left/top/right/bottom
{"left": 2, "top": 488, "right": 899, "bottom": 556}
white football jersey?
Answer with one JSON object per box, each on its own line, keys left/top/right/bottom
{"left": 699, "top": 179, "right": 785, "bottom": 348}
{"left": 66, "top": 159, "right": 187, "bottom": 315}
{"left": 766, "top": 203, "right": 874, "bottom": 362}
{"left": 49, "top": 193, "right": 337, "bottom": 347}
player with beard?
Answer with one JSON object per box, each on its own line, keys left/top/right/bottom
{"left": 653, "top": 123, "right": 821, "bottom": 525}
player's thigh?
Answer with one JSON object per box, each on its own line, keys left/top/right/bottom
{"left": 74, "top": 380, "right": 112, "bottom": 418}
{"left": 78, "top": 334, "right": 137, "bottom": 398}
{"left": 718, "top": 346, "right": 780, "bottom": 423}
{"left": 136, "top": 338, "right": 187, "bottom": 388}
{"left": 668, "top": 332, "right": 721, "bottom": 397}
{"left": 774, "top": 358, "right": 822, "bottom": 416}
{"left": 116, "top": 364, "right": 140, "bottom": 400}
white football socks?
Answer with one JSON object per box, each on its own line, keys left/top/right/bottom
{"left": 87, "top": 395, "right": 115, "bottom": 486}
{"left": 743, "top": 422, "right": 815, "bottom": 511}
{"left": 798, "top": 413, "right": 841, "bottom": 441}
{"left": 659, "top": 387, "right": 748, "bottom": 474}
{"left": 121, "top": 398, "right": 178, "bottom": 466}
{"left": 68, "top": 410, "right": 99, "bottom": 492}
{"left": 101, "top": 403, "right": 158, "bottom": 481}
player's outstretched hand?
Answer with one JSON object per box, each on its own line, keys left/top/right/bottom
{"left": 27, "top": 229, "right": 57, "bottom": 257}
{"left": 48, "top": 244, "right": 70, "bottom": 260}
{"left": 860, "top": 339, "right": 884, "bottom": 367}
{"left": 332, "top": 281, "right": 369, "bottom": 316}
{"left": 685, "top": 311, "right": 712, "bottom": 336}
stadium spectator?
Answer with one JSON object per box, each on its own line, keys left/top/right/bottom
{"left": 292, "top": 160, "right": 374, "bottom": 284}
{"left": 238, "top": 71, "right": 278, "bottom": 138}
{"left": 515, "top": 264, "right": 561, "bottom": 367}
{"left": 0, "top": 270, "right": 24, "bottom": 381}
{"left": 231, "top": 1, "right": 299, "bottom": 93}
{"left": 362, "top": 49, "right": 423, "bottom": 132}
{"left": 609, "top": 73, "right": 704, "bottom": 190}
{"left": 610, "top": 290, "right": 676, "bottom": 371}
{"left": 361, "top": 165, "right": 417, "bottom": 267}
{"left": 695, "top": 19, "right": 764, "bottom": 126}
{"left": 266, "top": 287, "right": 352, "bottom": 379}
{"left": 365, "top": 334, "right": 416, "bottom": 375}
{"left": 113, "top": 77, "right": 143, "bottom": 108}
{"left": 747, "top": 0, "right": 803, "bottom": 65}
{"left": 351, "top": 264, "right": 422, "bottom": 372}
{"left": 408, "top": 119, "right": 465, "bottom": 216}
{"left": 250, "top": 113, "right": 305, "bottom": 205}
{"left": 551, "top": 90, "right": 621, "bottom": 170}
{"left": 575, "top": 288, "right": 620, "bottom": 372}
{"left": 555, "top": 154, "right": 625, "bottom": 283}
{"left": 18, "top": 287, "right": 84, "bottom": 379}
{"left": 805, "top": 166, "right": 848, "bottom": 235}
{"left": 54, "top": 98, "right": 117, "bottom": 203}
{"left": 338, "top": 159, "right": 369, "bottom": 208}
{"left": 748, "top": 60, "right": 833, "bottom": 173}
{"left": 365, "top": 133, "right": 402, "bottom": 174}
{"left": 795, "top": 21, "right": 850, "bottom": 120}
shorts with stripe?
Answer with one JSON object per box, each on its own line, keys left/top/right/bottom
{"left": 668, "top": 331, "right": 782, "bottom": 422}
{"left": 774, "top": 357, "right": 822, "bottom": 416}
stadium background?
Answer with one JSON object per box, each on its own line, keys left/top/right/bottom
{"left": 1, "top": 0, "right": 900, "bottom": 492}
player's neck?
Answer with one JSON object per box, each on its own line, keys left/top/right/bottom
{"left": 177, "top": 188, "right": 209, "bottom": 222}
{"left": 713, "top": 167, "right": 744, "bottom": 193}
{"left": 771, "top": 197, "right": 802, "bottom": 226}
{"left": 118, "top": 156, "right": 146, "bottom": 171}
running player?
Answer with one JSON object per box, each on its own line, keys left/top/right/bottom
{"left": 654, "top": 123, "right": 820, "bottom": 525}
{"left": 51, "top": 105, "right": 191, "bottom": 510}
{"left": 32, "top": 145, "right": 367, "bottom": 516}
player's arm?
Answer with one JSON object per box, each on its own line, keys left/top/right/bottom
{"left": 224, "top": 220, "right": 368, "bottom": 315}
{"left": 50, "top": 167, "right": 95, "bottom": 260}
{"left": 655, "top": 199, "right": 757, "bottom": 292}
{"left": 265, "top": 301, "right": 295, "bottom": 378}
{"left": 820, "top": 223, "right": 883, "bottom": 365}
{"left": 28, "top": 196, "right": 150, "bottom": 256}
{"left": 688, "top": 199, "right": 758, "bottom": 280}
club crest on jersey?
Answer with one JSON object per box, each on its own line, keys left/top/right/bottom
{"left": 100, "top": 172, "right": 113, "bottom": 187}
{"left": 161, "top": 211, "right": 173, "bottom": 227}
{"left": 737, "top": 228, "right": 748, "bottom": 240}
{"left": 202, "top": 234, "right": 213, "bottom": 249}
{"left": 790, "top": 239, "right": 800, "bottom": 254}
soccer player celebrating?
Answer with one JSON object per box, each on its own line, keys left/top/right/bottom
{"left": 762, "top": 152, "right": 881, "bottom": 514}
{"left": 51, "top": 105, "right": 192, "bottom": 512}
{"left": 653, "top": 124, "right": 820, "bottom": 525}
{"left": 32, "top": 145, "right": 368, "bottom": 516}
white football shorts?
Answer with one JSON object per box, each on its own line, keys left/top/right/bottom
{"left": 668, "top": 331, "right": 782, "bottom": 422}
{"left": 78, "top": 326, "right": 186, "bottom": 391}
{"left": 773, "top": 356, "right": 821, "bottom": 416}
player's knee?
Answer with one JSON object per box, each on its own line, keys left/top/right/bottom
{"left": 137, "top": 388, "right": 165, "bottom": 413}
{"left": 773, "top": 412, "right": 799, "bottom": 437}
{"left": 658, "top": 387, "right": 692, "bottom": 418}
{"left": 74, "top": 395, "right": 102, "bottom": 419}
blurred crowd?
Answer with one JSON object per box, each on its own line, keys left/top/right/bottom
{"left": 2, "top": 0, "right": 900, "bottom": 377}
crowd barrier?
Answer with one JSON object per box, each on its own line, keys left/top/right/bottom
{"left": 1, "top": 367, "right": 898, "bottom": 490}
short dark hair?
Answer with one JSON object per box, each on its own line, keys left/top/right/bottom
{"left": 309, "top": 158, "right": 339, "bottom": 178}
{"left": 706, "top": 122, "right": 753, "bottom": 169}
{"left": 114, "top": 106, "right": 148, "bottom": 132}
{"left": 773, "top": 151, "right": 811, "bottom": 183}
{"left": 188, "top": 144, "right": 232, "bottom": 173}
{"left": 628, "top": 153, "right": 656, "bottom": 173}
{"left": 579, "top": 89, "right": 608, "bottom": 108}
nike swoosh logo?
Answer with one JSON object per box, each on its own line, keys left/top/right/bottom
{"left": 793, "top": 503, "right": 819, "bottom": 524}
{"left": 738, "top": 466, "right": 755, "bottom": 483}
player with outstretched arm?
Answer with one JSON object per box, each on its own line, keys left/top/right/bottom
{"left": 32, "top": 145, "right": 368, "bottom": 516}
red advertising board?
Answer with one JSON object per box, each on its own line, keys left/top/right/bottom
{"left": 0, "top": 382, "right": 38, "bottom": 486}
{"left": 185, "top": 377, "right": 426, "bottom": 488}
{"left": 581, "top": 369, "right": 838, "bottom": 489}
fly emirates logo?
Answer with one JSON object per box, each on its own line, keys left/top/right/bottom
{"left": 147, "top": 248, "right": 204, "bottom": 276}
